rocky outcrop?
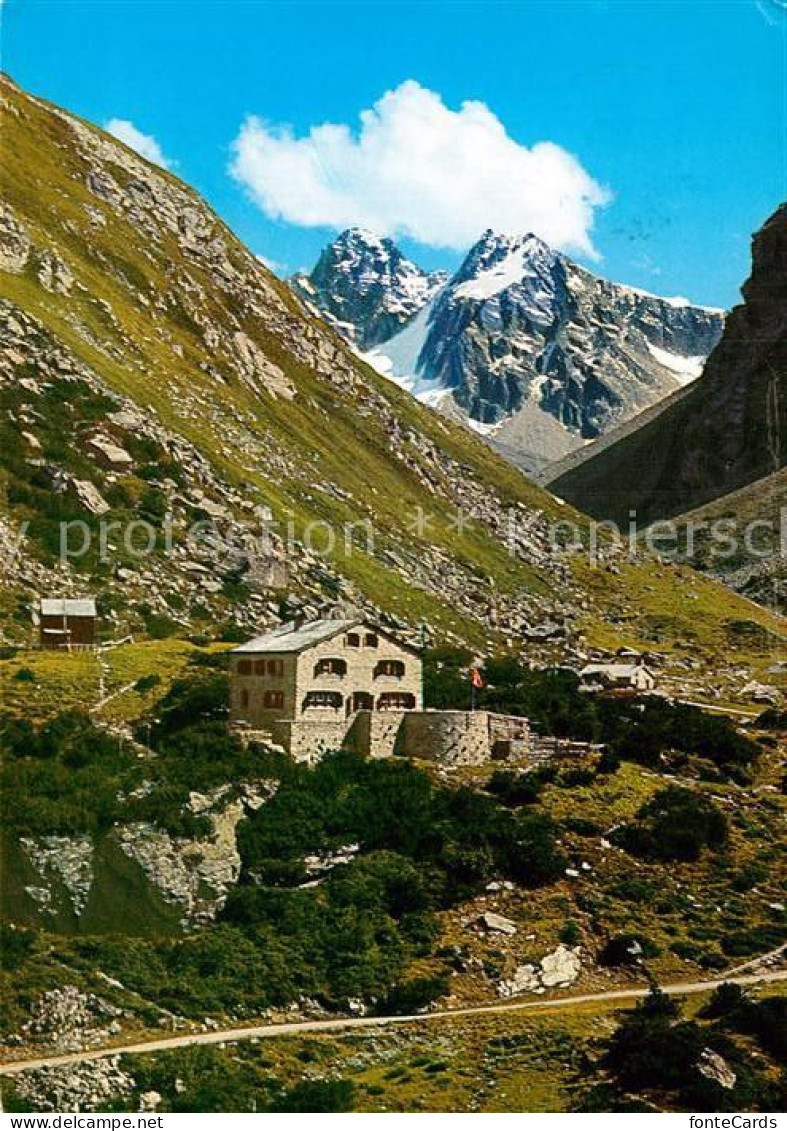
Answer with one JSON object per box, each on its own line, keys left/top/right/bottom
{"left": 21, "top": 836, "right": 94, "bottom": 917}
{"left": 498, "top": 944, "right": 582, "bottom": 996}
{"left": 550, "top": 204, "right": 787, "bottom": 523}
{"left": 116, "top": 782, "right": 275, "bottom": 926}
{"left": 478, "top": 911, "right": 518, "bottom": 935}
{"left": 36, "top": 248, "right": 74, "bottom": 295}
{"left": 232, "top": 330, "right": 295, "bottom": 400}
{"left": 0, "top": 202, "right": 31, "bottom": 272}
{"left": 13, "top": 1057, "right": 135, "bottom": 1112}
{"left": 15, "top": 783, "right": 277, "bottom": 931}
{"left": 19, "top": 986, "right": 124, "bottom": 1053}
{"left": 697, "top": 1048, "right": 737, "bottom": 1090}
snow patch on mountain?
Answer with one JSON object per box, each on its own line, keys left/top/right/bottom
{"left": 646, "top": 343, "right": 706, "bottom": 385}
{"left": 453, "top": 234, "right": 550, "bottom": 301}
{"left": 619, "top": 283, "right": 725, "bottom": 315}
{"left": 362, "top": 302, "right": 445, "bottom": 402}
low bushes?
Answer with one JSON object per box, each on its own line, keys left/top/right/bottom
{"left": 424, "top": 649, "right": 759, "bottom": 781}
{"left": 612, "top": 786, "right": 728, "bottom": 862}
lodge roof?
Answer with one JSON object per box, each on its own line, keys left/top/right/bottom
{"left": 232, "top": 617, "right": 420, "bottom": 656}
{"left": 579, "top": 663, "right": 654, "bottom": 680}
{"left": 232, "top": 618, "right": 362, "bottom": 655}
{"left": 40, "top": 597, "right": 97, "bottom": 618}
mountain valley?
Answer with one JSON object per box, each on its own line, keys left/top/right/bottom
{"left": 1, "top": 72, "right": 786, "bottom": 1117}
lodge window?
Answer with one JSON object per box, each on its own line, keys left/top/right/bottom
{"left": 303, "top": 690, "right": 343, "bottom": 710}
{"left": 364, "top": 633, "right": 378, "bottom": 648}
{"left": 345, "top": 633, "right": 360, "bottom": 648}
{"left": 240, "top": 689, "right": 250, "bottom": 709}
{"left": 251, "top": 658, "right": 283, "bottom": 676}
{"left": 314, "top": 657, "right": 347, "bottom": 677}
{"left": 377, "top": 692, "right": 416, "bottom": 711}
{"left": 264, "top": 690, "right": 284, "bottom": 709}
{"left": 375, "top": 659, "right": 406, "bottom": 678}
{"left": 237, "top": 660, "right": 252, "bottom": 675}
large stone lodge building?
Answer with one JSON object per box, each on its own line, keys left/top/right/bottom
{"left": 230, "top": 616, "right": 421, "bottom": 738}
{"left": 229, "top": 615, "right": 531, "bottom": 764}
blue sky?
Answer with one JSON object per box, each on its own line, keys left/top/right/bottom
{"left": 3, "top": 0, "right": 785, "bottom": 307}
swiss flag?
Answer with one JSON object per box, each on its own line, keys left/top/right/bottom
{"left": 470, "top": 666, "right": 484, "bottom": 689}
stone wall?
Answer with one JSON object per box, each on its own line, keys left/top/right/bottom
{"left": 366, "top": 710, "right": 408, "bottom": 758}
{"left": 241, "top": 708, "right": 542, "bottom": 767}
{"left": 528, "top": 736, "right": 603, "bottom": 765}
{"left": 400, "top": 711, "right": 493, "bottom": 765}
{"left": 271, "top": 717, "right": 351, "bottom": 765}
{"left": 488, "top": 713, "right": 532, "bottom": 759}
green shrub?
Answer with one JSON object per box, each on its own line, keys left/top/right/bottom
{"left": 485, "top": 768, "right": 543, "bottom": 806}
{"left": 144, "top": 613, "right": 179, "bottom": 640}
{"left": 0, "top": 925, "right": 36, "bottom": 972}
{"left": 423, "top": 650, "right": 758, "bottom": 781}
{"left": 377, "top": 973, "right": 450, "bottom": 1015}
{"left": 141, "top": 672, "right": 229, "bottom": 741}
{"left": 598, "top": 934, "right": 659, "bottom": 966}
{"left": 560, "top": 920, "right": 582, "bottom": 946}
{"left": 756, "top": 708, "right": 787, "bottom": 731}
{"left": 133, "top": 673, "right": 162, "bottom": 694}
{"left": 721, "top": 924, "right": 786, "bottom": 958}
{"left": 218, "top": 623, "right": 248, "bottom": 643}
{"left": 598, "top": 988, "right": 785, "bottom": 1111}
{"left": 614, "top": 786, "right": 728, "bottom": 862}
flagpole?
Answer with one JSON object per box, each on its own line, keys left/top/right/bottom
{"left": 420, "top": 621, "right": 427, "bottom": 709}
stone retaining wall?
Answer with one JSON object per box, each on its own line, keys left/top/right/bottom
{"left": 399, "top": 710, "right": 493, "bottom": 765}
{"left": 237, "top": 710, "right": 599, "bottom": 768}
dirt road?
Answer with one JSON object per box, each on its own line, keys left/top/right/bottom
{"left": 2, "top": 969, "right": 785, "bottom": 1077}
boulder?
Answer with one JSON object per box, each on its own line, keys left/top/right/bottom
{"left": 479, "top": 911, "right": 518, "bottom": 936}
{"left": 88, "top": 435, "right": 134, "bottom": 468}
{"left": 540, "top": 944, "right": 582, "bottom": 987}
{"left": 498, "top": 944, "right": 582, "bottom": 997}
{"left": 697, "top": 1048, "right": 737, "bottom": 1090}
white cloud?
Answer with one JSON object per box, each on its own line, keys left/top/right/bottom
{"left": 105, "top": 118, "right": 173, "bottom": 169}
{"left": 230, "top": 81, "right": 611, "bottom": 258}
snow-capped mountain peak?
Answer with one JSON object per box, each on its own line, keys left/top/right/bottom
{"left": 291, "top": 228, "right": 447, "bottom": 349}
{"left": 451, "top": 230, "right": 557, "bottom": 300}
{"left": 291, "top": 228, "right": 725, "bottom": 473}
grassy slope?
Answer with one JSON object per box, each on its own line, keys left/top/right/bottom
{"left": 0, "top": 639, "right": 224, "bottom": 722}
{"left": 669, "top": 468, "right": 787, "bottom": 588}
{"left": 1, "top": 73, "right": 785, "bottom": 673}
{"left": 0, "top": 75, "right": 546, "bottom": 642}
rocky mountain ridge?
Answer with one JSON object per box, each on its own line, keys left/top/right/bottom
{"left": 296, "top": 228, "right": 724, "bottom": 472}
{"left": 550, "top": 203, "right": 787, "bottom": 524}
{"left": 292, "top": 227, "right": 447, "bottom": 349}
